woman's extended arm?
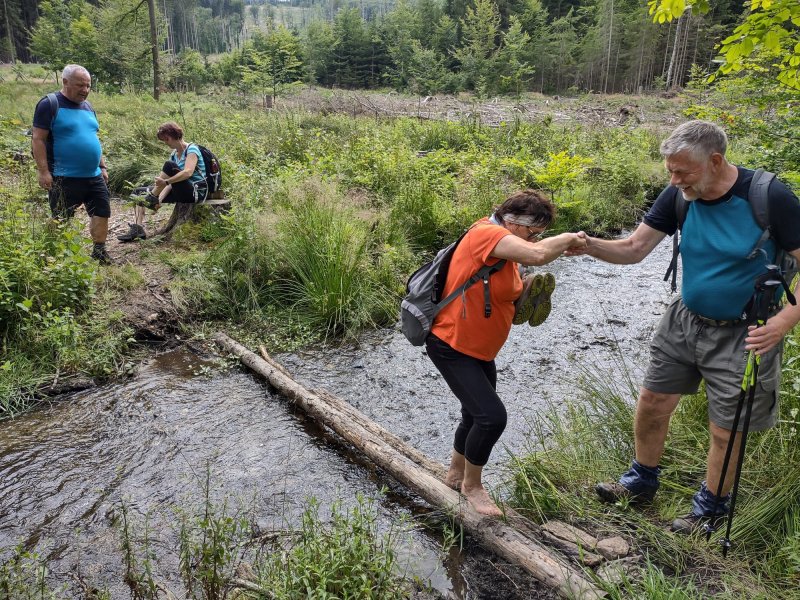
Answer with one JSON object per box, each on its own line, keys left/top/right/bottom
{"left": 490, "top": 232, "right": 587, "bottom": 266}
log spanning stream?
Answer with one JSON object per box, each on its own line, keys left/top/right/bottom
{"left": 0, "top": 238, "right": 674, "bottom": 598}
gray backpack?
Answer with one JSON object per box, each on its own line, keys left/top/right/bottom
{"left": 400, "top": 230, "right": 506, "bottom": 346}
{"left": 664, "top": 168, "right": 798, "bottom": 292}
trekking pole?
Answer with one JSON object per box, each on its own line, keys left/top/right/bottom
{"left": 705, "top": 265, "right": 796, "bottom": 555}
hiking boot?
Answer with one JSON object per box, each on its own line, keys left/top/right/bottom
{"left": 513, "top": 273, "right": 543, "bottom": 325}
{"left": 596, "top": 460, "right": 661, "bottom": 505}
{"left": 670, "top": 481, "right": 730, "bottom": 535}
{"left": 528, "top": 272, "right": 555, "bottom": 327}
{"left": 131, "top": 187, "right": 159, "bottom": 210}
{"left": 117, "top": 223, "right": 146, "bottom": 242}
{"left": 91, "top": 245, "right": 113, "bottom": 265}
{"left": 670, "top": 512, "right": 726, "bottom": 535}
{"left": 595, "top": 481, "right": 658, "bottom": 504}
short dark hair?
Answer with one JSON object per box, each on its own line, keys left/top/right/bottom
{"left": 157, "top": 122, "right": 184, "bottom": 141}
{"left": 496, "top": 189, "right": 556, "bottom": 228}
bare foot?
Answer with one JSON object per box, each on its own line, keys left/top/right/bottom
{"left": 443, "top": 473, "right": 462, "bottom": 491}
{"left": 461, "top": 484, "right": 502, "bottom": 517}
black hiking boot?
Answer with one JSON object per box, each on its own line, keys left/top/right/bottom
{"left": 91, "top": 244, "right": 113, "bottom": 265}
{"left": 117, "top": 223, "right": 146, "bottom": 242}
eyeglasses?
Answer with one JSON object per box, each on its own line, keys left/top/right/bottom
{"left": 525, "top": 226, "right": 547, "bottom": 241}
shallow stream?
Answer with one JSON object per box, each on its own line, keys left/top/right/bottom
{"left": 0, "top": 237, "right": 674, "bottom": 598}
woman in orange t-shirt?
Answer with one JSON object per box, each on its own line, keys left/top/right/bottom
{"left": 427, "top": 189, "right": 586, "bottom": 516}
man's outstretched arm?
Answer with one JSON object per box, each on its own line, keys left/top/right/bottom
{"left": 569, "top": 222, "right": 666, "bottom": 265}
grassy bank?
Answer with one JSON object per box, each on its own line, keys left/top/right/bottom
{"left": 506, "top": 326, "right": 800, "bottom": 597}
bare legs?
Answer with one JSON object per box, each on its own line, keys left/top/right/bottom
{"left": 445, "top": 450, "right": 502, "bottom": 517}
{"left": 633, "top": 387, "right": 739, "bottom": 497}
{"left": 89, "top": 216, "right": 108, "bottom": 244}
{"left": 706, "top": 422, "right": 741, "bottom": 497}
{"left": 633, "top": 388, "right": 680, "bottom": 467}
{"left": 444, "top": 449, "right": 465, "bottom": 490}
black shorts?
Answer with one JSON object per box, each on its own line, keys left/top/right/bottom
{"left": 49, "top": 175, "right": 111, "bottom": 219}
{"left": 162, "top": 160, "right": 208, "bottom": 204}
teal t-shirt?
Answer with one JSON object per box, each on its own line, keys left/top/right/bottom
{"left": 170, "top": 143, "right": 206, "bottom": 184}
{"left": 644, "top": 166, "right": 800, "bottom": 321}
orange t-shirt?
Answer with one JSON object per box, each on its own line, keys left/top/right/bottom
{"left": 430, "top": 218, "right": 522, "bottom": 361}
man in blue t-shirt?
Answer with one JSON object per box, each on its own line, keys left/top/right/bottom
{"left": 31, "top": 64, "right": 112, "bottom": 264}
{"left": 572, "top": 120, "right": 800, "bottom": 534}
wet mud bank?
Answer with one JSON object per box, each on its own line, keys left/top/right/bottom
{"left": 1, "top": 237, "right": 675, "bottom": 598}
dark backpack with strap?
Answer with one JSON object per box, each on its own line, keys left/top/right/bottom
{"left": 196, "top": 144, "right": 222, "bottom": 193}
{"left": 664, "top": 168, "right": 798, "bottom": 293}
{"left": 400, "top": 230, "right": 507, "bottom": 346}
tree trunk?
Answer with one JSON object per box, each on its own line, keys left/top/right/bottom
{"left": 146, "top": 0, "right": 160, "bottom": 100}
{"left": 212, "top": 333, "right": 605, "bottom": 600}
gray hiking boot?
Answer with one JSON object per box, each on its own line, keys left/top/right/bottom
{"left": 117, "top": 223, "right": 146, "bottom": 242}
{"left": 595, "top": 481, "right": 657, "bottom": 504}
{"left": 671, "top": 481, "right": 729, "bottom": 535}
{"left": 596, "top": 460, "right": 661, "bottom": 505}
{"left": 671, "top": 512, "right": 726, "bottom": 535}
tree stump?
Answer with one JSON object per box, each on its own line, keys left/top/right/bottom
{"left": 154, "top": 192, "right": 230, "bottom": 238}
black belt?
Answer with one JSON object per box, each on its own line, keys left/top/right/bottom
{"left": 694, "top": 314, "right": 745, "bottom": 327}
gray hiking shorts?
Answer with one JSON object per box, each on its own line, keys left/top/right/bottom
{"left": 643, "top": 297, "right": 782, "bottom": 431}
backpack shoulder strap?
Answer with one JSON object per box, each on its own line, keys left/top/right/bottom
{"left": 46, "top": 92, "right": 59, "bottom": 127}
{"left": 746, "top": 168, "right": 776, "bottom": 260}
{"left": 435, "top": 259, "right": 507, "bottom": 317}
{"left": 664, "top": 188, "right": 687, "bottom": 293}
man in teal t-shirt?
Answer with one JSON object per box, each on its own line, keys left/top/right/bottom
{"left": 572, "top": 120, "right": 800, "bottom": 534}
{"left": 32, "top": 64, "right": 112, "bottom": 264}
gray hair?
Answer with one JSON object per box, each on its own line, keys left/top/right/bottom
{"left": 62, "top": 64, "right": 90, "bottom": 81}
{"left": 659, "top": 120, "right": 728, "bottom": 158}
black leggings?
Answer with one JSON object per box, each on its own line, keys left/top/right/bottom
{"left": 425, "top": 334, "right": 507, "bottom": 466}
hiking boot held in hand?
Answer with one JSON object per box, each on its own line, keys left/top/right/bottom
{"left": 671, "top": 481, "right": 730, "bottom": 535}
{"left": 596, "top": 460, "right": 661, "bottom": 504}
{"left": 512, "top": 272, "right": 555, "bottom": 327}
{"left": 131, "top": 187, "right": 159, "bottom": 210}
{"left": 117, "top": 223, "right": 146, "bottom": 242}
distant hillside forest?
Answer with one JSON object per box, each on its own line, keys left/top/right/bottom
{"left": 4, "top": 0, "right": 749, "bottom": 95}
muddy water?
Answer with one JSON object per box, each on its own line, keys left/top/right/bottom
{"left": 0, "top": 237, "right": 675, "bottom": 598}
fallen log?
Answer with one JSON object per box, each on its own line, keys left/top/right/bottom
{"left": 213, "top": 332, "right": 604, "bottom": 599}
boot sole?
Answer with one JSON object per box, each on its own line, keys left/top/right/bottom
{"left": 528, "top": 272, "right": 555, "bottom": 327}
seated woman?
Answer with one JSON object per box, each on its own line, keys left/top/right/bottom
{"left": 427, "top": 189, "right": 586, "bottom": 516}
{"left": 118, "top": 121, "right": 208, "bottom": 242}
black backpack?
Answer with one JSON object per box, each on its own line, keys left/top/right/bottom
{"left": 196, "top": 144, "right": 222, "bottom": 193}
{"left": 400, "top": 229, "right": 506, "bottom": 346}
{"left": 664, "top": 168, "right": 798, "bottom": 293}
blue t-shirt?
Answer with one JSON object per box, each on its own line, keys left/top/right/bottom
{"left": 644, "top": 167, "right": 800, "bottom": 320}
{"left": 33, "top": 92, "right": 102, "bottom": 178}
{"left": 170, "top": 143, "right": 206, "bottom": 184}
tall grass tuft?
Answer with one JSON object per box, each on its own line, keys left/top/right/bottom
{"left": 271, "top": 179, "right": 398, "bottom": 338}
